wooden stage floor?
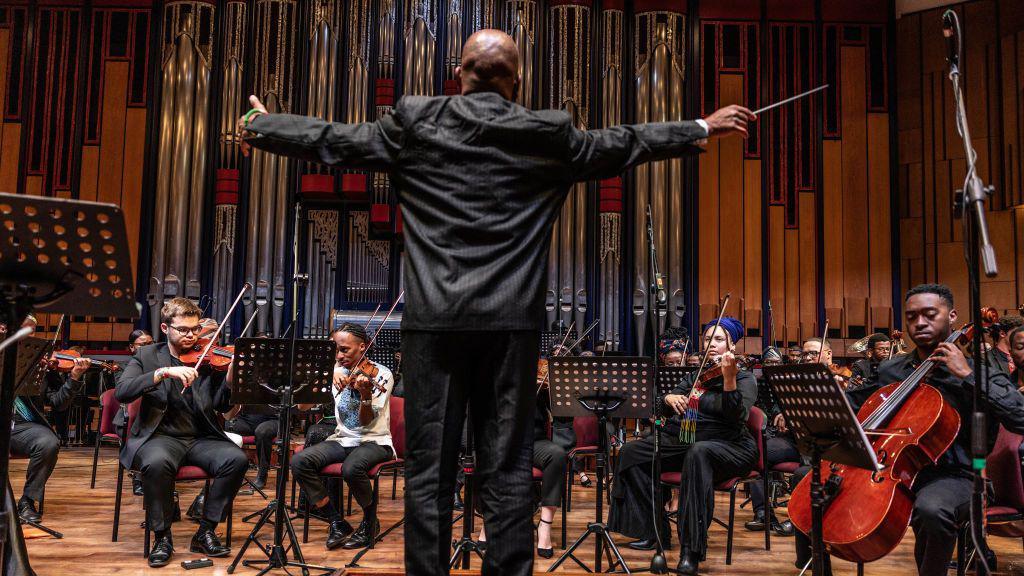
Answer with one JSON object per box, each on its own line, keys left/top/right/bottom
{"left": 12, "top": 446, "right": 1024, "bottom": 575}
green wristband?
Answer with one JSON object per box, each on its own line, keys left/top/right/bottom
{"left": 242, "top": 108, "right": 263, "bottom": 127}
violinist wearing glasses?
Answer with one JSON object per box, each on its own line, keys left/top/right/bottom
{"left": 608, "top": 317, "right": 757, "bottom": 576}
{"left": 291, "top": 323, "right": 394, "bottom": 551}
{"left": 115, "top": 297, "right": 249, "bottom": 568}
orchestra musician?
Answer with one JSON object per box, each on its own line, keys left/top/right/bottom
{"left": 608, "top": 317, "right": 757, "bottom": 575}
{"left": 291, "top": 323, "right": 394, "bottom": 550}
{"left": 791, "top": 284, "right": 1024, "bottom": 576}
{"left": 115, "top": 297, "right": 249, "bottom": 568}
{"left": 847, "top": 333, "right": 892, "bottom": 411}
{"left": 987, "top": 314, "right": 1024, "bottom": 375}
{"left": 238, "top": 27, "right": 753, "bottom": 576}
{"left": 9, "top": 348, "right": 89, "bottom": 524}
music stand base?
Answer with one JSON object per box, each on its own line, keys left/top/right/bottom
{"left": 548, "top": 522, "right": 630, "bottom": 574}
{"left": 19, "top": 518, "right": 62, "bottom": 540}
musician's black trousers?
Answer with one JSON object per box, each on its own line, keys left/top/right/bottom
{"left": 609, "top": 430, "right": 756, "bottom": 557}
{"left": 792, "top": 466, "right": 971, "bottom": 576}
{"left": 748, "top": 435, "right": 801, "bottom": 514}
{"left": 10, "top": 422, "right": 59, "bottom": 503}
{"left": 402, "top": 330, "right": 539, "bottom": 576}
{"left": 224, "top": 413, "right": 278, "bottom": 473}
{"left": 132, "top": 434, "right": 248, "bottom": 532}
{"left": 532, "top": 439, "right": 566, "bottom": 507}
{"left": 290, "top": 440, "right": 391, "bottom": 518}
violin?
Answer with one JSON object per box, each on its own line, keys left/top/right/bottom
{"left": 788, "top": 324, "right": 974, "bottom": 563}
{"left": 828, "top": 363, "right": 854, "bottom": 387}
{"left": 692, "top": 354, "right": 755, "bottom": 388}
{"left": 536, "top": 358, "right": 549, "bottom": 388}
{"left": 179, "top": 338, "right": 234, "bottom": 371}
{"left": 337, "top": 357, "right": 386, "bottom": 396}
{"left": 48, "top": 349, "right": 120, "bottom": 373}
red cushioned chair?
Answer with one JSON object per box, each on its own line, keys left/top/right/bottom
{"left": 111, "top": 399, "right": 233, "bottom": 558}
{"left": 91, "top": 388, "right": 121, "bottom": 489}
{"left": 301, "top": 396, "right": 406, "bottom": 548}
{"left": 565, "top": 416, "right": 599, "bottom": 513}
{"left": 659, "top": 406, "right": 768, "bottom": 564}
{"left": 955, "top": 426, "right": 1024, "bottom": 576}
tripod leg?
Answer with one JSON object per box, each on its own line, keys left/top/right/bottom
{"left": 20, "top": 519, "right": 62, "bottom": 539}
{"left": 548, "top": 526, "right": 594, "bottom": 571}
{"left": 601, "top": 530, "right": 631, "bottom": 574}
{"left": 228, "top": 505, "right": 275, "bottom": 573}
{"left": 281, "top": 510, "right": 310, "bottom": 576}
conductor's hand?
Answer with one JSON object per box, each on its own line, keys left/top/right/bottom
{"left": 237, "top": 95, "right": 269, "bottom": 158}
{"left": 664, "top": 393, "right": 687, "bottom": 415}
{"left": 773, "top": 413, "right": 788, "bottom": 434}
{"left": 704, "top": 105, "right": 756, "bottom": 139}
{"left": 164, "top": 366, "right": 199, "bottom": 388}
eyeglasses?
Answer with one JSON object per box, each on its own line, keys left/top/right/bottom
{"left": 167, "top": 325, "right": 204, "bottom": 336}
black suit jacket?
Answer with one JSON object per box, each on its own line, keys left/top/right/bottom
{"left": 114, "top": 343, "right": 232, "bottom": 468}
{"left": 246, "top": 92, "right": 707, "bottom": 331}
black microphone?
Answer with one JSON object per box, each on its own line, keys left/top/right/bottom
{"left": 645, "top": 205, "right": 666, "bottom": 305}
{"left": 942, "top": 10, "right": 959, "bottom": 72}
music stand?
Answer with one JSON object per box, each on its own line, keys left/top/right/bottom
{"left": 547, "top": 356, "right": 654, "bottom": 574}
{"left": 655, "top": 366, "right": 695, "bottom": 398}
{"left": 0, "top": 193, "right": 137, "bottom": 572}
{"left": 763, "top": 364, "right": 880, "bottom": 576}
{"left": 226, "top": 338, "right": 335, "bottom": 576}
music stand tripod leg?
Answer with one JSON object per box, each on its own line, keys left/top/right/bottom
{"left": 347, "top": 514, "right": 406, "bottom": 567}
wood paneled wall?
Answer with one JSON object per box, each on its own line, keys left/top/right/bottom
{"left": 698, "top": 0, "right": 893, "bottom": 354}
{"left": 897, "top": 0, "right": 1024, "bottom": 318}
{"left": 0, "top": 2, "right": 152, "bottom": 345}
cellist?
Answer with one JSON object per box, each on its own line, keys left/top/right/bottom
{"left": 791, "top": 284, "right": 1024, "bottom": 575}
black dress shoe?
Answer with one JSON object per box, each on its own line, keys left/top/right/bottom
{"left": 627, "top": 537, "right": 658, "bottom": 551}
{"left": 148, "top": 534, "right": 174, "bottom": 568}
{"left": 325, "top": 518, "right": 354, "bottom": 550}
{"left": 537, "top": 546, "right": 553, "bottom": 559}
{"left": 453, "top": 490, "right": 464, "bottom": 511}
{"left": 773, "top": 519, "right": 795, "bottom": 537}
{"left": 17, "top": 499, "right": 40, "bottom": 523}
{"left": 190, "top": 528, "right": 230, "bottom": 558}
{"left": 744, "top": 509, "right": 766, "bottom": 531}
{"left": 132, "top": 478, "right": 144, "bottom": 496}
{"left": 676, "top": 548, "right": 699, "bottom": 576}
{"left": 343, "top": 518, "right": 380, "bottom": 549}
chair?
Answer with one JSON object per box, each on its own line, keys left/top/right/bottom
{"left": 301, "top": 396, "right": 406, "bottom": 548}
{"left": 111, "top": 399, "right": 233, "bottom": 557}
{"left": 955, "top": 426, "right": 1024, "bottom": 576}
{"left": 91, "top": 389, "right": 121, "bottom": 489}
{"left": 659, "top": 406, "right": 768, "bottom": 563}
{"left": 565, "top": 416, "right": 599, "bottom": 513}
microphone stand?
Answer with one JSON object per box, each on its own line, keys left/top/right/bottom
{"left": 645, "top": 205, "right": 669, "bottom": 574}
{"left": 944, "top": 10, "right": 997, "bottom": 575}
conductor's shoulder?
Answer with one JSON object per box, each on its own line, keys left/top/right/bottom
{"left": 394, "top": 95, "right": 444, "bottom": 120}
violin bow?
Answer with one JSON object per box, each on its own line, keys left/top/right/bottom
{"left": 363, "top": 302, "right": 382, "bottom": 330}
{"left": 565, "top": 319, "right": 600, "bottom": 352}
{"left": 190, "top": 283, "right": 251, "bottom": 373}
{"left": 816, "top": 318, "right": 830, "bottom": 364}
{"left": 536, "top": 321, "right": 576, "bottom": 394}
{"left": 239, "top": 306, "right": 260, "bottom": 340}
{"left": 347, "top": 291, "right": 404, "bottom": 395}
{"left": 693, "top": 293, "right": 732, "bottom": 384}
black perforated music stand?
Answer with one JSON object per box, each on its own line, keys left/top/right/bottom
{"left": 0, "top": 193, "right": 136, "bottom": 570}
{"left": 227, "top": 338, "right": 335, "bottom": 576}
{"left": 541, "top": 329, "right": 578, "bottom": 355}
{"left": 655, "top": 366, "right": 695, "bottom": 398}
{"left": 547, "top": 356, "right": 654, "bottom": 574}
{"left": 763, "top": 364, "right": 880, "bottom": 576}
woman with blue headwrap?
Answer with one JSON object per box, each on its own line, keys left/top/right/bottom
{"left": 607, "top": 317, "right": 758, "bottom": 575}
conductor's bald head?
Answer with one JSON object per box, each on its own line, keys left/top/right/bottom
{"left": 456, "top": 29, "right": 520, "bottom": 101}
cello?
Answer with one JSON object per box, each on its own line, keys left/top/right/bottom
{"left": 788, "top": 324, "right": 972, "bottom": 563}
